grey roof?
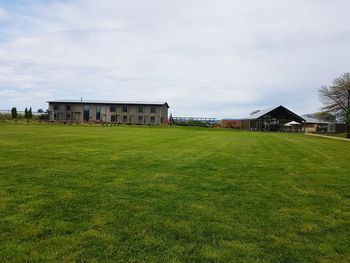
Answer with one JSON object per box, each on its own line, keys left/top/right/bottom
{"left": 248, "top": 106, "right": 279, "bottom": 119}
{"left": 301, "top": 115, "right": 329, "bottom": 124}
{"left": 243, "top": 105, "right": 305, "bottom": 121}
{"left": 47, "top": 99, "right": 169, "bottom": 108}
{"left": 245, "top": 106, "right": 279, "bottom": 119}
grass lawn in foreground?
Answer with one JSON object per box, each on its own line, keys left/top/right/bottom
{"left": 0, "top": 123, "right": 349, "bottom": 262}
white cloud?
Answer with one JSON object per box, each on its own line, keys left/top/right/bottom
{"left": 0, "top": 8, "right": 5, "bottom": 18}
{"left": 0, "top": 0, "right": 350, "bottom": 116}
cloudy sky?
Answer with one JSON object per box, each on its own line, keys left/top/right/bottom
{"left": 0, "top": 0, "right": 349, "bottom": 118}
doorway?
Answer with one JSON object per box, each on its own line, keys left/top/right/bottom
{"left": 83, "top": 105, "right": 89, "bottom": 121}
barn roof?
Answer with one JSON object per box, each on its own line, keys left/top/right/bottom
{"left": 243, "top": 105, "right": 305, "bottom": 122}
{"left": 47, "top": 100, "right": 169, "bottom": 108}
{"left": 301, "top": 115, "right": 329, "bottom": 124}
{"left": 247, "top": 106, "right": 277, "bottom": 119}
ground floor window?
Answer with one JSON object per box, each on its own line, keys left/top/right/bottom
{"left": 96, "top": 106, "right": 101, "bottom": 120}
{"left": 66, "top": 113, "right": 71, "bottom": 120}
{"left": 111, "top": 115, "right": 116, "bottom": 122}
{"left": 123, "top": 115, "right": 128, "bottom": 122}
{"left": 151, "top": 116, "right": 155, "bottom": 123}
{"left": 138, "top": 116, "right": 143, "bottom": 122}
{"left": 54, "top": 113, "right": 59, "bottom": 120}
{"left": 83, "top": 105, "right": 89, "bottom": 121}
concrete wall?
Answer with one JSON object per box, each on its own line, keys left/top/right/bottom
{"left": 160, "top": 104, "right": 169, "bottom": 124}
{"left": 304, "top": 123, "right": 318, "bottom": 133}
{"left": 48, "top": 103, "right": 169, "bottom": 125}
{"left": 304, "top": 123, "right": 336, "bottom": 133}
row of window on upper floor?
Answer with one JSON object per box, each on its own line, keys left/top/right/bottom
{"left": 109, "top": 105, "right": 157, "bottom": 113}
{"left": 53, "top": 104, "right": 157, "bottom": 113}
{"left": 53, "top": 105, "right": 72, "bottom": 111}
{"left": 110, "top": 115, "right": 156, "bottom": 122}
{"left": 55, "top": 113, "right": 156, "bottom": 122}
{"left": 53, "top": 105, "right": 71, "bottom": 111}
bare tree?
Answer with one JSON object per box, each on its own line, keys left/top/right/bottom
{"left": 315, "top": 112, "right": 336, "bottom": 122}
{"left": 319, "top": 72, "right": 350, "bottom": 138}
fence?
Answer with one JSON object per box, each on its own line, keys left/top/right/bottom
{"left": 171, "top": 117, "right": 218, "bottom": 127}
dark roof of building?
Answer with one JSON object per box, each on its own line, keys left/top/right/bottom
{"left": 47, "top": 100, "right": 169, "bottom": 108}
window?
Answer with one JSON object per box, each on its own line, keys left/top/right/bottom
{"left": 83, "top": 105, "right": 89, "bottom": 121}
{"left": 122, "top": 105, "right": 128, "bottom": 112}
{"left": 138, "top": 116, "right": 143, "bottom": 122}
{"left": 96, "top": 106, "right": 101, "bottom": 120}
{"left": 111, "top": 115, "right": 116, "bottom": 122}
{"left": 66, "top": 113, "right": 71, "bottom": 120}
{"left": 151, "top": 116, "right": 155, "bottom": 123}
{"left": 54, "top": 112, "right": 59, "bottom": 120}
{"left": 110, "top": 105, "right": 116, "bottom": 112}
{"left": 53, "top": 104, "right": 59, "bottom": 111}
{"left": 151, "top": 106, "right": 156, "bottom": 113}
{"left": 138, "top": 106, "right": 144, "bottom": 113}
{"left": 66, "top": 105, "right": 71, "bottom": 111}
{"left": 123, "top": 115, "right": 128, "bottom": 122}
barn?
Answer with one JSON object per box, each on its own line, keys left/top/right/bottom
{"left": 240, "top": 105, "right": 305, "bottom": 131}
{"left": 47, "top": 100, "right": 169, "bottom": 124}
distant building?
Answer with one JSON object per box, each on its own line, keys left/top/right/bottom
{"left": 240, "top": 105, "right": 305, "bottom": 131}
{"left": 0, "top": 110, "right": 45, "bottom": 116}
{"left": 220, "top": 119, "right": 241, "bottom": 129}
{"left": 301, "top": 114, "right": 332, "bottom": 133}
{"left": 47, "top": 100, "right": 169, "bottom": 124}
{"left": 171, "top": 116, "right": 217, "bottom": 126}
{"left": 301, "top": 113, "right": 348, "bottom": 133}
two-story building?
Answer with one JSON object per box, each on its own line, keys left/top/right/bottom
{"left": 47, "top": 100, "right": 169, "bottom": 124}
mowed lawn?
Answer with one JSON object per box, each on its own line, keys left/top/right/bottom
{"left": 0, "top": 124, "right": 349, "bottom": 262}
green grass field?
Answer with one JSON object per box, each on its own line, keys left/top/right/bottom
{"left": 0, "top": 123, "right": 349, "bottom": 262}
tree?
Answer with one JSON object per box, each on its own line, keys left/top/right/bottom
{"left": 315, "top": 112, "right": 336, "bottom": 122}
{"left": 28, "top": 107, "right": 33, "bottom": 119}
{"left": 24, "top": 108, "right": 28, "bottom": 119}
{"left": 11, "top": 107, "right": 17, "bottom": 119}
{"left": 319, "top": 72, "right": 350, "bottom": 138}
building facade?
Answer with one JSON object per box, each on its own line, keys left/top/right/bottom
{"left": 240, "top": 105, "right": 305, "bottom": 131}
{"left": 48, "top": 100, "right": 169, "bottom": 124}
{"left": 301, "top": 114, "right": 348, "bottom": 133}
{"left": 219, "top": 119, "right": 241, "bottom": 129}
{"left": 302, "top": 115, "right": 330, "bottom": 133}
